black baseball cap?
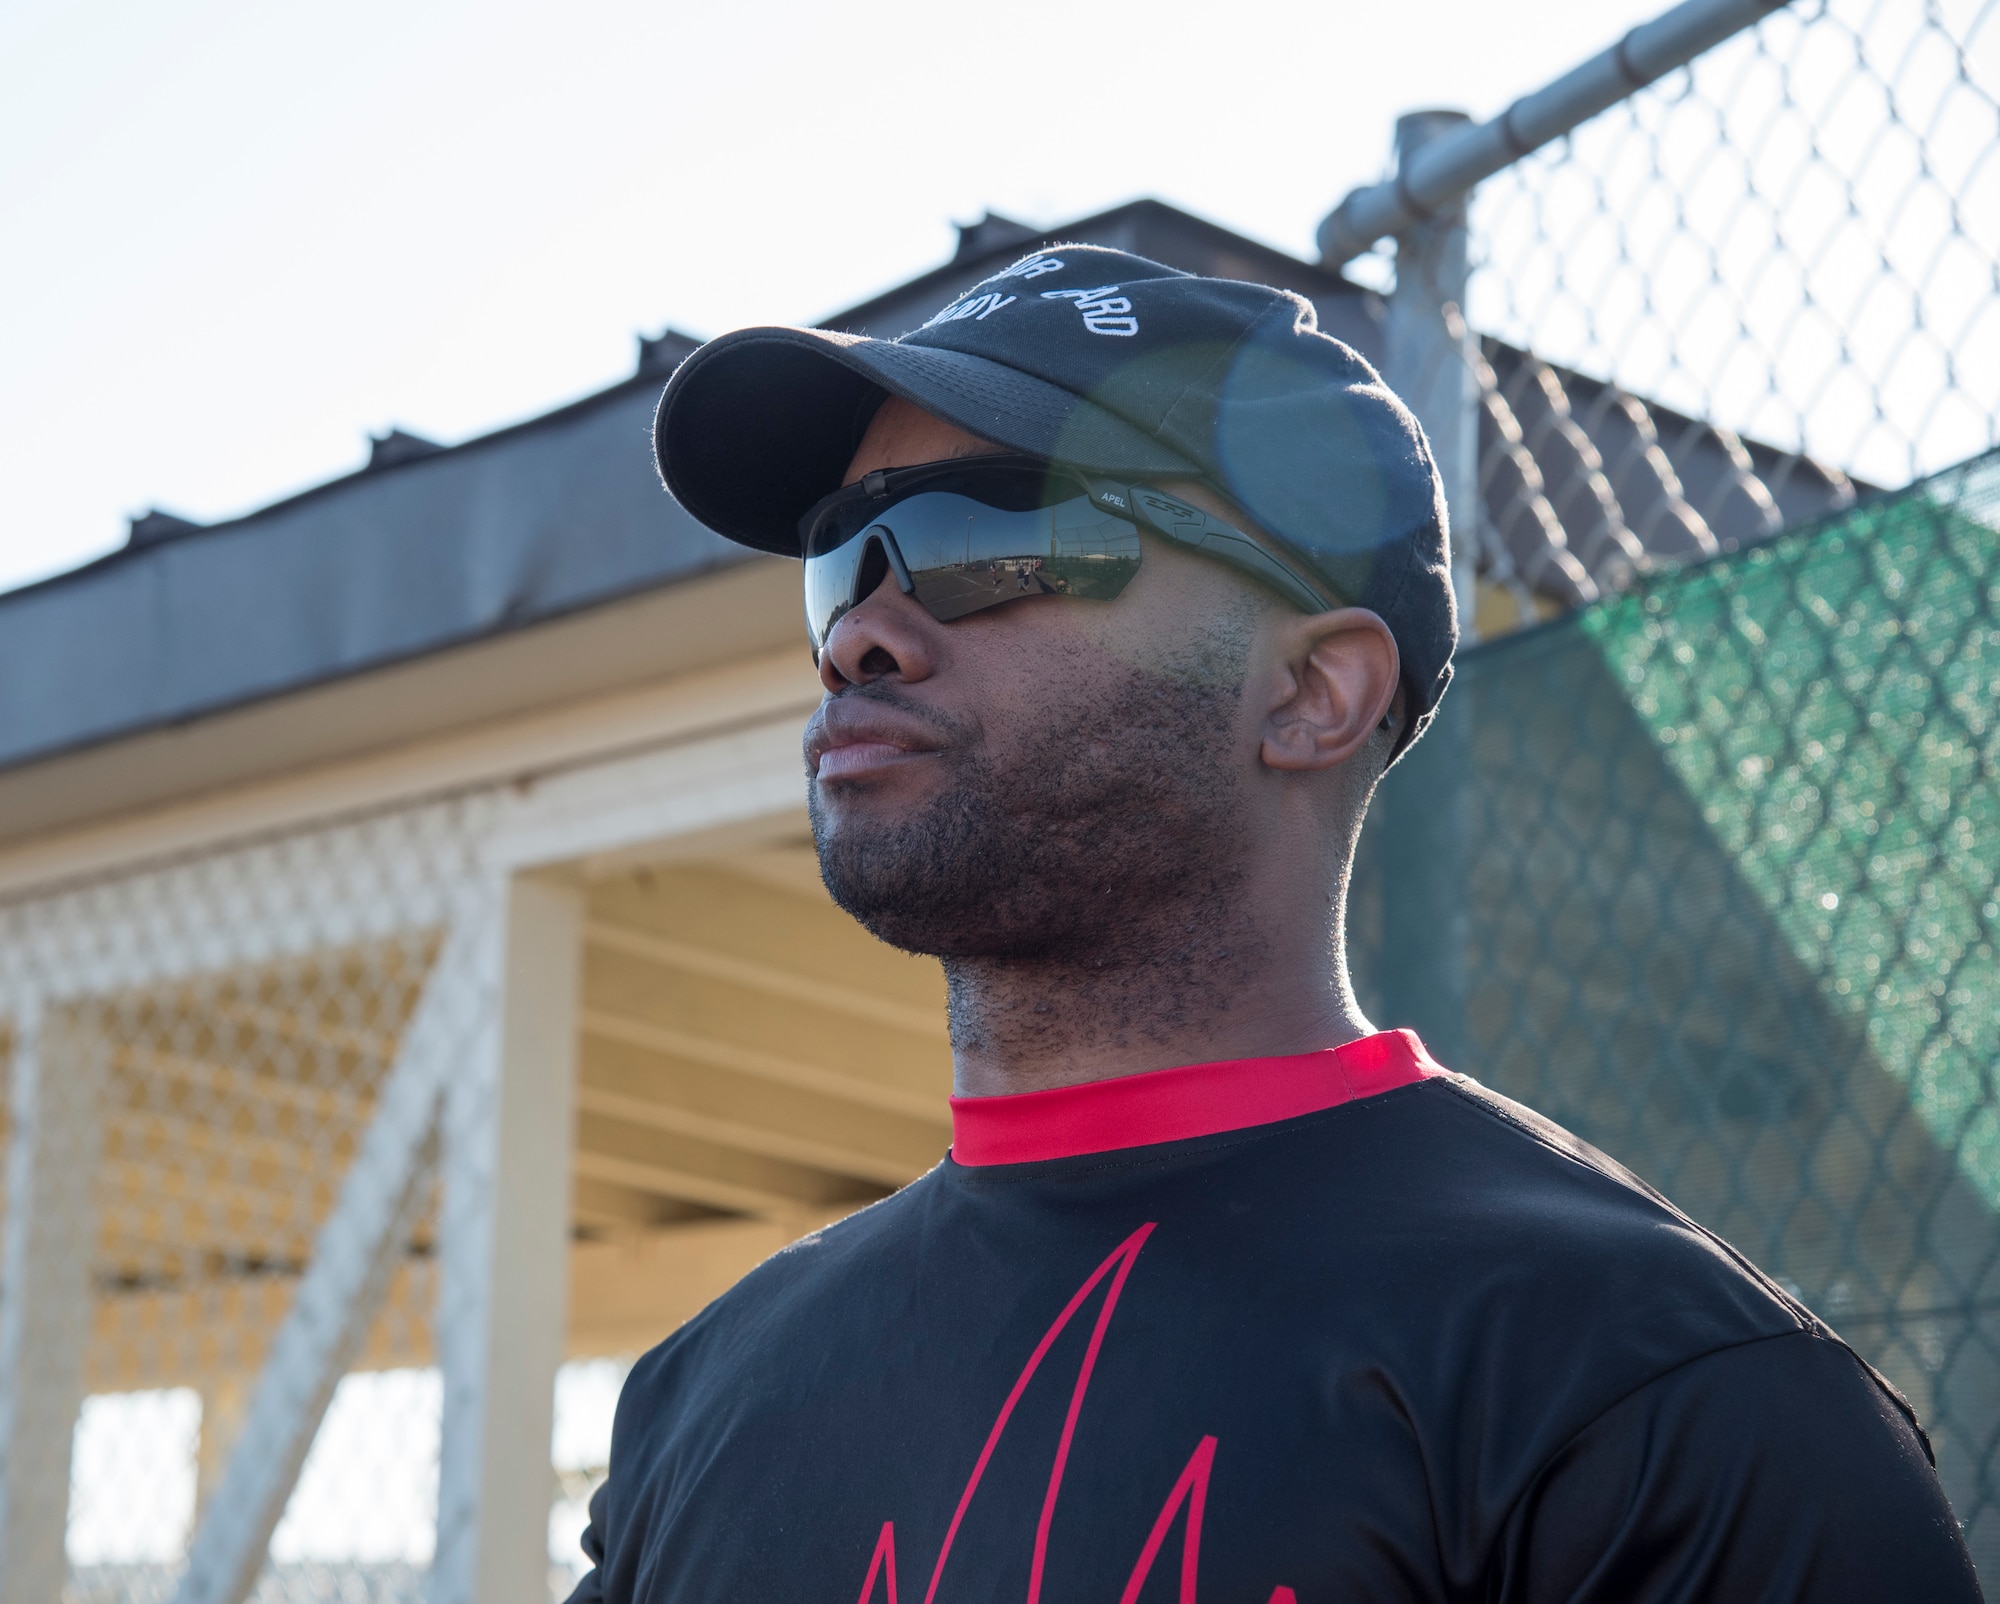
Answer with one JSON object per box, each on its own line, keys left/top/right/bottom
{"left": 653, "top": 243, "right": 1456, "bottom": 751}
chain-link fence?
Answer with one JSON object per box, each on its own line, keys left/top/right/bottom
{"left": 0, "top": 774, "right": 764, "bottom": 1603}
{"left": 0, "top": 801, "right": 485, "bottom": 1603}
{"left": 1335, "top": 0, "right": 1999, "bottom": 631}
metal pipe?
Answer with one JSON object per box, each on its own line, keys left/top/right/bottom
{"left": 1316, "top": 0, "right": 1790, "bottom": 266}
{"left": 1383, "top": 111, "right": 1481, "bottom": 640}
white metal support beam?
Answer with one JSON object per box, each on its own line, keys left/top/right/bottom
{"left": 0, "top": 998, "right": 105, "bottom": 1603}
{"left": 173, "top": 905, "right": 489, "bottom": 1604}
{"left": 429, "top": 873, "right": 584, "bottom": 1604}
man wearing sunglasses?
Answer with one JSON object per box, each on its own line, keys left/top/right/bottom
{"left": 568, "top": 246, "right": 1977, "bottom": 1601}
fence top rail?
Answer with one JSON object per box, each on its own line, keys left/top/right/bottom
{"left": 1315, "top": 0, "right": 1789, "bottom": 267}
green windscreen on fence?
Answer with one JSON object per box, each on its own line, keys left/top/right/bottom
{"left": 1351, "top": 445, "right": 2000, "bottom": 1570}
{"left": 1587, "top": 455, "right": 2000, "bottom": 1214}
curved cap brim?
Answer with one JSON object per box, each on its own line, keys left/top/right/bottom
{"left": 653, "top": 325, "right": 1202, "bottom": 555}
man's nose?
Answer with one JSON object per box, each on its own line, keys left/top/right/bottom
{"left": 817, "top": 568, "right": 938, "bottom": 692}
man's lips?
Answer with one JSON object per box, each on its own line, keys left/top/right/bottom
{"left": 815, "top": 741, "right": 929, "bottom": 781}
{"left": 807, "top": 700, "right": 946, "bottom": 782}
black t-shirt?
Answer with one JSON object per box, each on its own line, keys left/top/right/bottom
{"left": 567, "top": 1032, "right": 1979, "bottom": 1601}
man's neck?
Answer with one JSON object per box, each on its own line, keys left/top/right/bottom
{"left": 942, "top": 898, "right": 1372, "bottom": 1097}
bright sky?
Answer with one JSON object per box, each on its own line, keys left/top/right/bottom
{"left": 0, "top": 0, "right": 1672, "bottom": 595}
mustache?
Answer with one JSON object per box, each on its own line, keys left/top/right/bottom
{"left": 826, "top": 682, "right": 978, "bottom": 745}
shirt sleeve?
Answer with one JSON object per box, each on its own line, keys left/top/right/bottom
{"left": 1498, "top": 1328, "right": 1981, "bottom": 1603}
{"left": 559, "top": 1478, "right": 611, "bottom": 1604}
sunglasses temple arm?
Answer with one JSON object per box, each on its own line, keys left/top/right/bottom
{"left": 1188, "top": 527, "right": 1334, "bottom": 617}
{"left": 1092, "top": 479, "right": 1338, "bottom": 616}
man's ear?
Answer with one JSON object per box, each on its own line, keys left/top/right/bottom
{"left": 1259, "top": 608, "right": 1401, "bottom": 773}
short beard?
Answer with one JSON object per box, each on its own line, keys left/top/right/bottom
{"left": 810, "top": 628, "right": 1268, "bottom": 1055}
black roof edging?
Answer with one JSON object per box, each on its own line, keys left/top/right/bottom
{"left": 12, "top": 360, "right": 687, "bottom": 602}
{"left": 0, "top": 546, "right": 765, "bottom": 781}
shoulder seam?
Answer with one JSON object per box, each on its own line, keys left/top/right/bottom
{"left": 1508, "top": 1326, "right": 1932, "bottom": 1548}
{"left": 1434, "top": 1080, "right": 1817, "bottom": 1323}
{"left": 1433, "top": 1079, "right": 1931, "bottom": 1458}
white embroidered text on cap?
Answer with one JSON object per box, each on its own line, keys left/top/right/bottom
{"left": 1041, "top": 285, "right": 1139, "bottom": 337}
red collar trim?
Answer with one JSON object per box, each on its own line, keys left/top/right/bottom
{"left": 949, "top": 1029, "right": 1441, "bottom": 1167}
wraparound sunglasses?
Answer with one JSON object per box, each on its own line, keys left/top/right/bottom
{"left": 799, "top": 456, "right": 1341, "bottom": 659}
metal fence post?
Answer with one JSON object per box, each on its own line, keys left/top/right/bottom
{"left": 1373, "top": 109, "right": 1480, "bottom": 1071}
{"left": 0, "top": 998, "right": 105, "bottom": 1602}
{"left": 1385, "top": 108, "right": 1480, "bottom": 631}
{"left": 429, "top": 871, "right": 584, "bottom": 1604}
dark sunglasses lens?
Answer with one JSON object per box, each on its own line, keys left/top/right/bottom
{"left": 803, "top": 488, "right": 1142, "bottom": 650}
{"left": 887, "top": 492, "right": 1053, "bottom": 622}
{"left": 891, "top": 492, "right": 1141, "bottom": 623}
{"left": 800, "top": 528, "right": 864, "bottom": 648}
